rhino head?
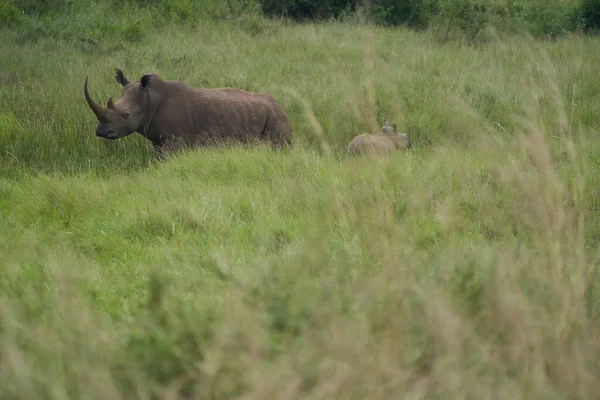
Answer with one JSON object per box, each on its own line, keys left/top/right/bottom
{"left": 84, "top": 69, "right": 155, "bottom": 139}
{"left": 381, "top": 119, "right": 411, "bottom": 150}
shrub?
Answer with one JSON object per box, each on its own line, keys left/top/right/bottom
{"left": 132, "top": 0, "right": 261, "bottom": 22}
{"left": 0, "top": 2, "right": 26, "bottom": 27}
{"left": 581, "top": 0, "right": 600, "bottom": 32}
{"left": 4, "top": 0, "right": 600, "bottom": 42}
{"left": 370, "top": 0, "right": 437, "bottom": 28}
{"left": 259, "top": 0, "right": 435, "bottom": 28}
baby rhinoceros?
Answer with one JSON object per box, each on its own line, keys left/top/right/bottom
{"left": 347, "top": 120, "right": 411, "bottom": 156}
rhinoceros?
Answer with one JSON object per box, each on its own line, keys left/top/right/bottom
{"left": 84, "top": 69, "right": 293, "bottom": 155}
{"left": 347, "top": 120, "right": 411, "bottom": 155}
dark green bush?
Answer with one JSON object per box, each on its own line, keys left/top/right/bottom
{"left": 581, "top": 0, "right": 600, "bottom": 32}
{"left": 378, "top": 0, "right": 437, "bottom": 28}
{"left": 4, "top": 0, "right": 600, "bottom": 41}
{"left": 434, "top": 0, "right": 499, "bottom": 42}
{"left": 0, "top": 2, "right": 26, "bottom": 27}
{"left": 524, "top": 0, "right": 584, "bottom": 37}
{"left": 259, "top": 0, "right": 436, "bottom": 28}
{"left": 131, "top": 0, "right": 261, "bottom": 22}
{"left": 260, "top": 0, "right": 353, "bottom": 21}
{"left": 9, "top": 0, "right": 72, "bottom": 14}
{"left": 259, "top": 0, "right": 599, "bottom": 39}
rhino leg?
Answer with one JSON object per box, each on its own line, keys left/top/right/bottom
{"left": 157, "top": 136, "right": 197, "bottom": 158}
{"left": 153, "top": 144, "right": 167, "bottom": 162}
{"left": 264, "top": 116, "right": 293, "bottom": 150}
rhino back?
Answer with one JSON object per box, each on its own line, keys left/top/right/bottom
{"left": 347, "top": 133, "right": 393, "bottom": 154}
{"left": 347, "top": 133, "right": 372, "bottom": 154}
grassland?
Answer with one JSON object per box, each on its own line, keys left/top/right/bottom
{"left": 2, "top": 15, "right": 600, "bottom": 399}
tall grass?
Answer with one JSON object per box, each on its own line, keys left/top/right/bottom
{"left": 1, "top": 12, "right": 600, "bottom": 400}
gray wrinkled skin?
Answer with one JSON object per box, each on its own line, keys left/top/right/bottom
{"left": 84, "top": 69, "right": 293, "bottom": 155}
{"left": 347, "top": 120, "right": 411, "bottom": 155}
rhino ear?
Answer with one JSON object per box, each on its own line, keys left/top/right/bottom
{"left": 115, "top": 69, "right": 129, "bottom": 86}
{"left": 140, "top": 74, "right": 152, "bottom": 88}
{"left": 383, "top": 120, "right": 390, "bottom": 127}
{"left": 392, "top": 124, "right": 397, "bottom": 131}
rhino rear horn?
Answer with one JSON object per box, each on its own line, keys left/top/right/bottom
{"left": 84, "top": 76, "right": 108, "bottom": 121}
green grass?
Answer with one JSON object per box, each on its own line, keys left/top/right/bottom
{"left": 2, "top": 14, "right": 600, "bottom": 399}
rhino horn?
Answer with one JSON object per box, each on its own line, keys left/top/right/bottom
{"left": 84, "top": 76, "right": 108, "bottom": 121}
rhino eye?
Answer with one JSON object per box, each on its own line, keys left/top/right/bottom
{"left": 122, "top": 111, "right": 130, "bottom": 119}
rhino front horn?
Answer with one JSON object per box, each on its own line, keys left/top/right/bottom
{"left": 84, "top": 76, "right": 108, "bottom": 121}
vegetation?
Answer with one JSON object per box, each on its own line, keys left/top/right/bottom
{"left": 4, "top": 0, "right": 600, "bottom": 40}
{"left": 2, "top": 0, "right": 600, "bottom": 398}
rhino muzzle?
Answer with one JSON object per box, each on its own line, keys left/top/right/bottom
{"left": 95, "top": 126, "right": 119, "bottom": 139}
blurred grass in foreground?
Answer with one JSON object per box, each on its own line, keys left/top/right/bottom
{"left": 1, "top": 16, "right": 600, "bottom": 400}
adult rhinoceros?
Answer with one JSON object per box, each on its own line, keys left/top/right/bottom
{"left": 84, "top": 69, "right": 293, "bottom": 154}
